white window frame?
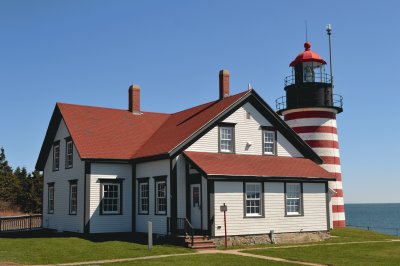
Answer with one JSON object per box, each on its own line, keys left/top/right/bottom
{"left": 263, "top": 130, "right": 276, "bottom": 155}
{"left": 138, "top": 180, "right": 149, "bottom": 214}
{"left": 245, "top": 182, "right": 263, "bottom": 217}
{"left": 53, "top": 142, "right": 60, "bottom": 171}
{"left": 66, "top": 140, "right": 73, "bottom": 169}
{"left": 219, "top": 126, "right": 234, "bottom": 153}
{"left": 101, "top": 183, "right": 121, "bottom": 215}
{"left": 286, "top": 183, "right": 302, "bottom": 216}
{"left": 69, "top": 183, "right": 77, "bottom": 215}
{"left": 48, "top": 183, "right": 54, "bottom": 214}
{"left": 155, "top": 179, "right": 167, "bottom": 215}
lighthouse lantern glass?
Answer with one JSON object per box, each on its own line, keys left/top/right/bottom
{"left": 302, "top": 62, "right": 326, "bottom": 83}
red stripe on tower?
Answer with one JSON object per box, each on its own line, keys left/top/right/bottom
{"left": 320, "top": 156, "right": 341, "bottom": 165}
{"left": 285, "top": 111, "right": 336, "bottom": 120}
{"left": 292, "top": 126, "right": 338, "bottom": 134}
{"left": 305, "top": 140, "right": 339, "bottom": 148}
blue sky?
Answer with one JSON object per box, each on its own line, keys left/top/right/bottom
{"left": 1, "top": 0, "right": 399, "bottom": 203}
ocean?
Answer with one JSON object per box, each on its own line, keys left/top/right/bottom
{"left": 345, "top": 203, "right": 400, "bottom": 236}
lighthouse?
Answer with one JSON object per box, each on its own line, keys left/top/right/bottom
{"left": 276, "top": 40, "right": 345, "bottom": 228}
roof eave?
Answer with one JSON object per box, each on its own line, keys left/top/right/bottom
{"left": 168, "top": 91, "right": 252, "bottom": 158}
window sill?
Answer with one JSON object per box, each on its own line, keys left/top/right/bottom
{"left": 262, "top": 153, "right": 276, "bottom": 156}
{"left": 100, "top": 213, "right": 122, "bottom": 216}
{"left": 285, "top": 214, "right": 304, "bottom": 217}
{"left": 155, "top": 213, "right": 167, "bottom": 216}
{"left": 138, "top": 212, "right": 149, "bottom": 215}
{"left": 244, "top": 215, "right": 265, "bottom": 219}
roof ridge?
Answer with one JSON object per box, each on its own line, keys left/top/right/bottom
{"left": 57, "top": 102, "right": 171, "bottom": 115}
{"left": 170, "top": 91, "right": 247, "bottom": 115}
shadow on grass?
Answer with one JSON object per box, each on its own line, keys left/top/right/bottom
{"left": 0, "top": 229, "right": 175, "bottom": 245}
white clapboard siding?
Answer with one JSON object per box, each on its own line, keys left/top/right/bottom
{"left": 213, "top": 181, "right": 328, "bottom": 236}
{"left": 187, "top": 102, "right": 303, "bottom": 157}
{"left": 265, "top": 183, "right": 328, "bottom": 233}
{"left": 89, "top": 163, "right": 132, "bottom": 233}
{"left": 136, "top": 159, "right": 170, "bottom": 235}
{"left": 277, "top": 132, "right": 303, "bottom": 157}
{"left": 43, "top": 119, "right": 85, "bottom": 233}
{"left": 186, "top": 127, "right": 219, "bottom": 153}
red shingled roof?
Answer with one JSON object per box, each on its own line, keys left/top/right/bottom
{"left": 57, "top": 91, "right": 249, "bottom": 160}
{"left": 59, "top": 104, "right": 169, "bottom": 159}
{"left": 184, "top": 151, "right": 334, "bottom": 179}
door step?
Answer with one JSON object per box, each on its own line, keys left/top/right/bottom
{"left": 185, "top": 235, "right": 216, "bottom": 249}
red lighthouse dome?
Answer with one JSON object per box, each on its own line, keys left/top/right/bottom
{"left": 289, "top": 42, "right": 327, "bottom": 67}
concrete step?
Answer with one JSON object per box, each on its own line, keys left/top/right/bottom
{"left": 188, "top": 243, "right": 217, "bottom": 249}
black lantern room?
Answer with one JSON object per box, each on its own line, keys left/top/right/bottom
{"left": 276, "top": 42, "right": 343, "bottom": 114}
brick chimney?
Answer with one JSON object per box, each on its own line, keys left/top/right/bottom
{"left": 128, "top": 84, "right": 140, "bottom": 114}
{"left": 219, "top": 69, "right": 230, "bottom": 100}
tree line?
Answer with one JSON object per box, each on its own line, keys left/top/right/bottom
{"left": 0, "top": 147, "right": 42, "bottom": 215}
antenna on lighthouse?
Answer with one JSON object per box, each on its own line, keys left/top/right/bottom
{"left": 305, "top": 21, "right": 308, "bottom": 42}
{"left": 326, "top": 24, "right": 333, "bottom": 86}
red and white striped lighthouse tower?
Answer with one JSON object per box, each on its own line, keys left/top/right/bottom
{"left": 276, "top": 41, "right": 345, "bottom": 227}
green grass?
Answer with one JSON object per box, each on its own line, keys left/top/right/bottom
{"left": 1, "top": 228, "right": 398, "bottom": 265}
{"left": 244, "top": 242, "right": 400, "bottom": 266}
{"left": 103, "top": 254, "right": 293, "bottom": 266}
{"left": 0, "top": 233, "right": 192, "bottom": 265}
{"left": 241, "top": 228, "right": 400, "bottom": 266}
{"left": 218, "top": 227, "right": 399, "bottom": 250}
{"left": 328, "top": 227, "right": 399, "bottom": 242}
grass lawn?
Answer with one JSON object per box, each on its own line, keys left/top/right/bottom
{"left": 0, "top": 228, "right": 398, "bottom": 265}
{"left": 103, "top": 254, "right": 294, "bottom": 266}
{"left": 244, "top": 242, "right": 400, "bottom": 266}
{"left": 218, "top": 227, "right": 399, "bottom": 250}
{"left": 0, "top": 231, "right": 192, "bottom": 265}
{"left": 242, "top": 228, "right": 400, "bottom": 266}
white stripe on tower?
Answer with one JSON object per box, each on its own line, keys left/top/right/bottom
{"left": 283, "top": 107, "right": 346, "bottom": 228}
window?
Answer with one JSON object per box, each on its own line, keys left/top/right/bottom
{"left": 101, "top": 181, "right": 122, "bottom": 215}
{"left": 262, "top": 127, "right": 276, "bottom": 155}
{"left": 48, "top": 183, "right": 54, "bottom": 214}
{"left": 65, "top": 139, "right": 73, "bottom": 169}
{"left": 69, "top": 180, "right": 77, "bottom": 215}
{"left": 286, "top": 183, "right": 302, "bottom": 216}
{"left": 53, "top": 141, "right": 60, "bottom": 171}
{"left": 138, "top": 179, "right": 149, "bottom": 214}
{"left": 245, "top": 183, "right": 263, "bottom": 217}
{"left": 155, "top": 176, "right": 167, "bottom": 215}
{"left": 219, "top": 126, "right": 234, "bottom": 153}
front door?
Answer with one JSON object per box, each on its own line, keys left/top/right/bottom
{"left": 190, "top": 184, "right": 201, "bottom": 229}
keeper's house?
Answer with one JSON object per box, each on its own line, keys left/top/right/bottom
{"left": 36, "top": 68, "right": 336, "bottom": 245}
